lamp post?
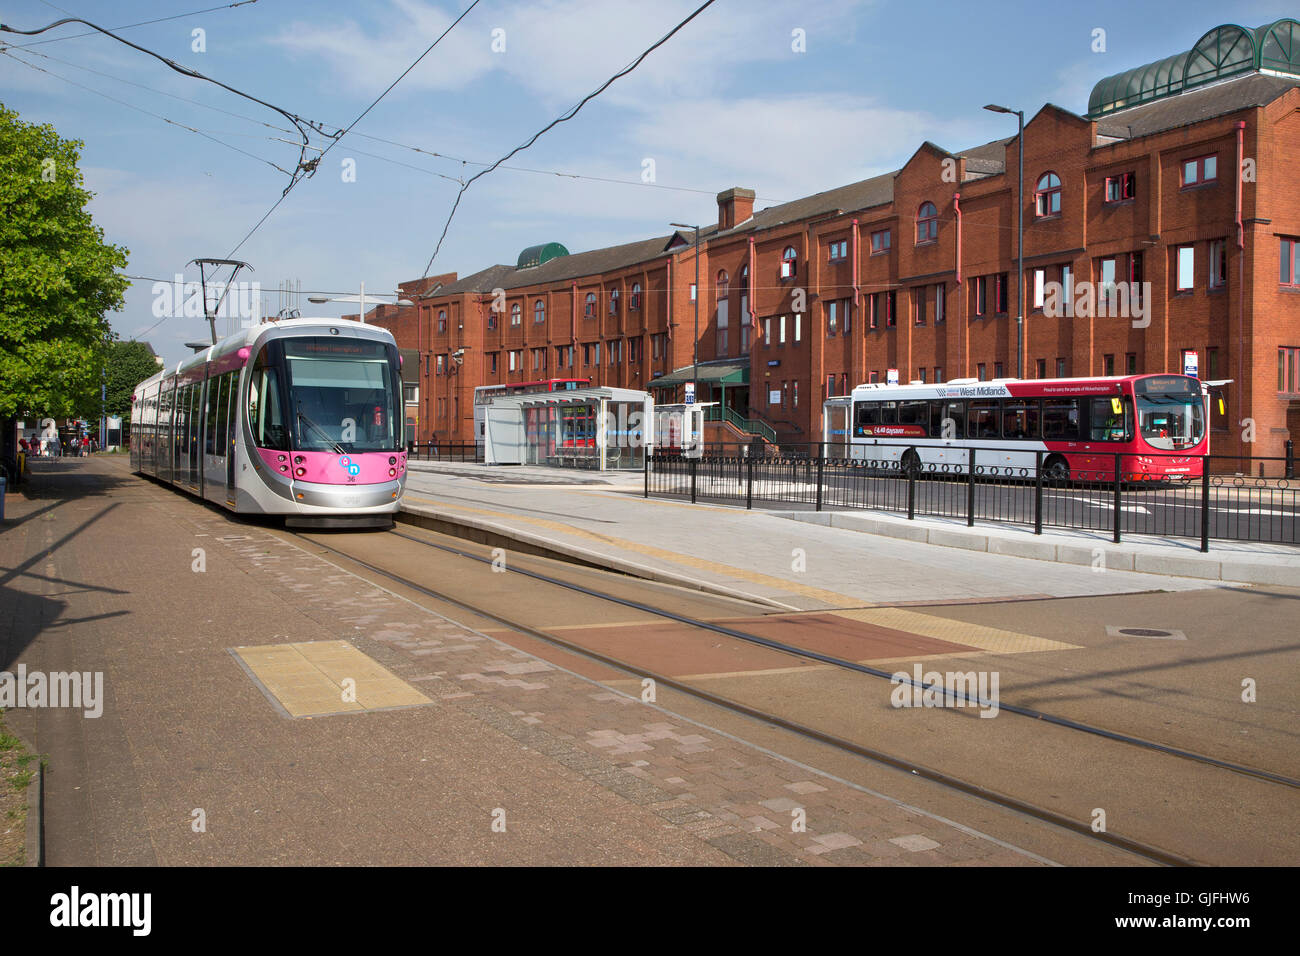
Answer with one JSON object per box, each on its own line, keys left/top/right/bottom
{"left": 984, "top": 104, "right": 1024, "bottom": 378}
{"left": 307, "top": 283, "right": 414, "bottom": 319}
{"left": 670, "top": 222, "right": 700, "bottom": 405}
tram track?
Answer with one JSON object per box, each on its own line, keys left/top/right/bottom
{"left": 274, "top": 522, "right": 1292, "bottom": 867}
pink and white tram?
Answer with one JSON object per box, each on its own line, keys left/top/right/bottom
{"left": 130, "top": 318, "right": 408, "bottom": 527}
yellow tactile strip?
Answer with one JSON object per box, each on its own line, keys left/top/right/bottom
{"left": 830, "top": 608, "right": 1081, "bottom": 655}
{"left": 231, "top": 640, "right": 432, "bottom": 718}
{"left": 404, "top": 493, "right": 862, "bottom": 608}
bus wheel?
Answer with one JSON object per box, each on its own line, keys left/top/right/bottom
{"left": 1043, "top": 455, "right": 1070, "bottom": 483}
{"left": 901, "top": 449, "right": 922, "bottom": 478}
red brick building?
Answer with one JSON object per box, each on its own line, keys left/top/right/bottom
{"left": 373, "top": 20, "right": 1300, "bottom": 463}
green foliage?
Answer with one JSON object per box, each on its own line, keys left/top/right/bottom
{"left": 0, "top": 102, "right": 129, "bottom": 418}
{"left": 92, "top": 340, "right": 161, "bottom": 420}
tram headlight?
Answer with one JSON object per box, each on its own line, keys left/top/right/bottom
{"left": 279, "top": 465, "right": 289, "bottom": 473}
{"left": 277, "top": 454, "right": 287, "bottom": 462}
{"left": 388, "top": 468, "right": 397, "bottom": 477}
{"left": 294, "top": 455, "right": 305, "bottom": 465}
{"left": 388, "top": 456, "right": 397, "bottom": 465}
{"left": 295, "top": 467, "right": 306, "bottom": 477}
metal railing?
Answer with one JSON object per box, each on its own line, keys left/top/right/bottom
{"left": 644, "top": 441, "right": 1300, "bottom": 551}
{"left": 702, "top": 405, "right": 778, "bottom": 443}
{"left": 407, "top": 441, "right": 484, "bottom": 463}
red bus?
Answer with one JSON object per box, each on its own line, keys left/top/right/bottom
{"left": 845, "top": 374, "right": 1209, "bottom": 479}
{"left": 473, "top": 378, "right": 590, "bottom": 446}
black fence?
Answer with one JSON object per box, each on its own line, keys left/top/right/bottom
{"left": 407, "top": 441, "right": 483, "bottom": 463}
{"left": 645, "top": 442, "right": 1300, "bottom": 551}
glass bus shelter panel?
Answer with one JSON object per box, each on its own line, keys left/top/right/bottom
{"left": 823, "top": 402, "right": 851, "bottom": 458}
{"left": 603, "top": 399, "right": 647, "bottom": 470}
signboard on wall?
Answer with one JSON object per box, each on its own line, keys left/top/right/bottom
{"left": 886, "top": 368, "right": 899, "bottom": 385}
{"left": 1182, "top": 350, "right": 1199, "bottom": 378}
{"left": 684, "top": 382, "right": 695, "bottom": 404}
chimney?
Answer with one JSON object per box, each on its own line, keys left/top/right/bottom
{"left": 716, "top": 187, "right": 756, "bottom": 231}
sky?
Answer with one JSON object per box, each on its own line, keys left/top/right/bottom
{"left": 3, "top": 0, "right": 1297, "bottom": 367}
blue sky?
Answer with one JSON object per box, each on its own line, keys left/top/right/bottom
{"left": 3, "top": 0, "right": 1296, "bottom": 366}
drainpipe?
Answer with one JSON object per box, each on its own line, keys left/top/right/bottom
{"left": 571, "top": 281, "right": 577, "bottom": 349}
{"left": 1236, "top": 120, "right": 1246, "bottom": 463}
{"left": 1235, "top": 121, "right": 1245, "bottom": 250}
{"left": 748, "top": 236, "right": 757, "bottom": 327}
{"left": 953, "top": 193, "right": 962, "bottom": 285}
{"left": 851, "top": 219, "right": 861, "bottom": 307}
{"left": 954, "top": 192, "right": 963, "bottom": 378}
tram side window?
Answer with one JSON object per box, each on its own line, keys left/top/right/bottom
{"left": 967, "top": 401, "right": 999, "bottom": 438}
{"left": 205, "top": 378, "right": 221, "bottom": 454}
{"left": 1042, "top": 399, "right": 1081, "bottom": 440}
{"left": 249, "top": 363, "right": 289, "bottom": 450}
{"left": 213, "top": 375, "right": 229, "bottom": 456}
{"left": 898, "top": 401, "right": 928, "bottom": 427}
{"left": 1001, "top": 401, "right": 1040, "bottom": 440}
{"left": 929, "top": 401, "right": 963, "bottom": 438}
{"left": 1089, "top": 397, "right": 1131, "bottom": 441}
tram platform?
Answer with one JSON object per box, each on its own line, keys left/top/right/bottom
{"left": 401, "top": 460, "right": 1300, "bottom": 605}
{"left": 1, "top": 455, "right": 1054, "bottom": 866}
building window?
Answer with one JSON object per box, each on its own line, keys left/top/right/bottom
{"left": 487, "top": 307, "right": 498, "bottom": 331}
{"left": 1103, "top": 354, "right": 1115, "bottom": 376}
{"left": 1209, "top": 239, "right": 1227, "bottom": 290}
{"left": 1283, "top": 239, "right": 1300, "bottom": 286}
{"left": 781, "top": 247, "right": 797, "bottom": 280}
{"left": 1181, "top": 154, "right": 1218, "bottom": 187}
{"left": 630, "top": 283, "right": 642, "bottom": 310}
{"left": 916, "top": 202, "right": 938, "bottom": 244}
{"left": 1278, "top": 347, "right": 1300, "bottom": 393}
{"left": 869, "top": 371, "right": 879, "bottom": 384}
{"left": 885, "top": 291, "right": 896, "bottom": 327}
{"left": 1032, "top": 268, "right": 1045, "bottom": 310}
{"left": 917, "top": 367, "right": 927, "bottom": 383}
{"left": 489, "top": 353, "right": 498, "bottom": 374}
{"left": 507, "top": 351, "right": 516, "bottom": 373}
{"left": 628, "top": 337, "right": 640, "bottom": 363}
{"left": 1056, "top": 357, "right": 1067, "bottom": 377}
{"left": 977, "top": 363, "right": 987, "bottom": 381}
{"left": 1130, "top": 252, "right": 1144, "bottom": 308}
{"left": 510, "top": 303, "right": 521, "bottom": 326}
{"left": 436, "top": 354, "right": 445, "bottom": 375}
{"left": 995, "top": 273, "right": 1008, "bottom": 315}
{"left": 935, "top": 284, "right": 945, "bottom": 323}
{"left": 717, "top": 269, "right": 730, "bottom": 301}
{"left": 609, "top": 288, "right": 619, "bottom": 314}
{"left": 1035, "top": 172, "right": 1062, "bottom": 217}
{"left": 870, "top": 229, "right": 891, "bottom": 254}
{"left": 608, "top": 340, "right": 621, "bottom": 365}
{"left": 827, "top": 300, "right": 838, "bottom": 336}
{"left": 741, "top": 320, "right": 751, "bottom": 353}
{"left": 793, "top": 379, "right": 799, "bottom": 408}
{"left": 932, "top": 367, "right": 942, "bottom": 383}
{"left": 779, "top": 314, "right": 787, "bottom": 345}
{"left": 1104, "top": 171, "right": 1135, "bottom": 203}
{"left": 1126, "top": 353, "right": 1137, "bottom": 375}
{"left": 534, "top": 299, "right": 545, "bottom": 324}
{"left": 994, "top": 362, "right": 1004, "bottom": 379}
{"left": 913, "top": 287, "right": 926, "bottom": 325}
{"left": 1207, "top": 346, "right": 1219, "bottom": 379}
{"left": 438, "top": 310, "right": 447, "bottom": 333}
{"left": 826, "top": 373, "right": 836, "bottom": 397}
{"left": 794, "top": 312, "right": 802, "bottom": 343}
{"left": 869, "top": 294, "right": 878, "bottom": 329}
{"left": 1035, "top": 358, "right": 1046, "bottom": 379}
{"left": 584, "top": 292, "right": 597, "bottom": 317}
{"left": 763, "top": 317, "right": 771, "bottom": 346}
{"left": 828, "top": 239, "right": 847, "bottom": 261}
{"left": 1100, "top": 257, "right": 1117, "bottom": 310}
{"left": 1176, "top": 245, "right": 1195, "bottom": 291}
{"left": 975, "top": 276, "right": 987, "bottom": 317}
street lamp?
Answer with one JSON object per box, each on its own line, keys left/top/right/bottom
{"left": 984, "top": 103, "right": 1024, "bottom": 378}
{"left": 307, "top": 281, "right": 414, "bottom": 321}
{"left": 669, "top": 221, "right": 700, "bottom": 404}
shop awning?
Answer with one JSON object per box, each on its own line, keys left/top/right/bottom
{"left": 648, "top": 363, "right": 749, "bottom": 388}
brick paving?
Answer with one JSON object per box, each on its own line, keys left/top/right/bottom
{"left": 1, "top": 458, "right": 1051, "bottom": 865}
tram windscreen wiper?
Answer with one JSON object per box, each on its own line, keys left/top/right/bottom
{"left": 296, "top": 407, "right": 346, "bottom": 454}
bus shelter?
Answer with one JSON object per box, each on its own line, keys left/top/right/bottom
{"left": 822, "top": 396, "right": 853, "bottom": 458}
{"left": 482, "top": 386, "right": 653, "bottom": 470}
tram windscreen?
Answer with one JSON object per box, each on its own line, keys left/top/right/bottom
{"left": 281, "top": 338, "right": 400, "bottom": 452}
{"left": 1134, "top": 376, "right": 1205, "bottom": 450}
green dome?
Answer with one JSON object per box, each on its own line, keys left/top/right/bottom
{"left": 516, "top": 242, "right": 570, "bottom": 269}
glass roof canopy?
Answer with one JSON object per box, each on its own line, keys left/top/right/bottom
{"left": 1088, "top": 19, "right": 1300, "bottom": 118}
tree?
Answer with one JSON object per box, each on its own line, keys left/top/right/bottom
{"left": 100, "top": 340, "right": 162, "bottom": 419}
{"left": 0, "top": 103, "right": 129, "bottom": 419}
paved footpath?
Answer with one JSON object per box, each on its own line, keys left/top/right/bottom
{"left": 1, "top": 457, "right": 1046, "bottom": 865}
{"left": 400, "top": 461, "right": 1288, "bottom": 610}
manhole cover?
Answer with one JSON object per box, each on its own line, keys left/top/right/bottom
{"left": 1105, "top": 626, "right": 1187, "bottom": 640}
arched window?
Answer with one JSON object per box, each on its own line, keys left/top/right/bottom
{"left": 584, "top": 292, "right": 597, "bottom": 317}
{"left": 1035, "top": 172, "right": 1062, "bottom": 217}
{"left": 534, "top": 299, "right": 545, "bottom": 324}
{"left": 916, "top": 202, "right": 938, "bottom": 244}
{"left": 437, "top": 309, "right": 447, "bottom": 333}
{"left": 717, "top": 269, "right": 730, "bottom": 300}
{"left": 609, "top": 288, "right": 620, "bottom": 314}
{"left": 630, "top": 282, "right": 642, "bottom": 310}
{"left": 781, "top": 247, "right": 797, "bottom": 280}
{"left": 510, "top": 302, "right": 521, "bottom": 326}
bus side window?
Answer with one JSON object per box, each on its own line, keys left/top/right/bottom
{"left": 854, "top": 402, "right": 879, "bottom": 436}
{"left": 967, "top": 401, "right": 999, "bottom": 438}
{"left": 929, "top": 401, "right": 963, "bottom": 438}
{"left": 879, "top": 401, "right": 898, "bottom": 425}
{"left": 1043, "top": 399, "right": 1081, "bottom": 440}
